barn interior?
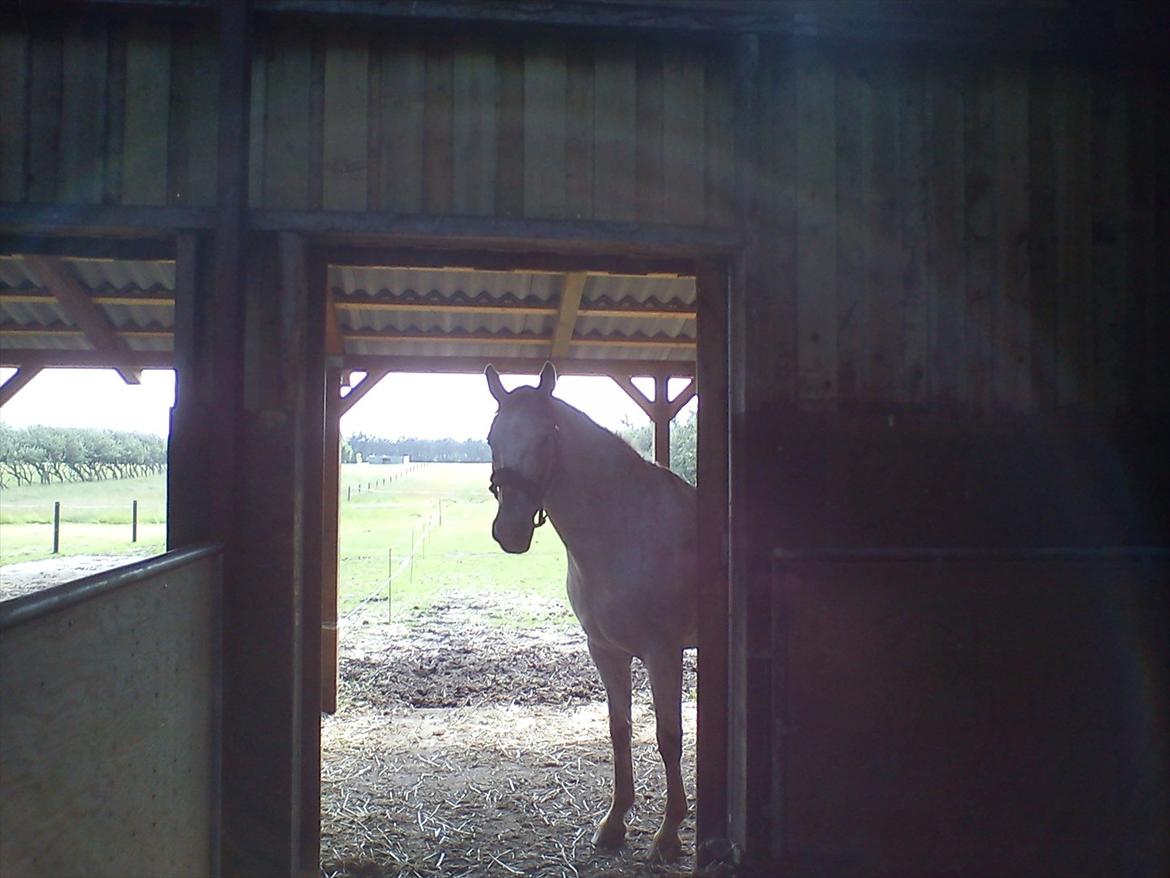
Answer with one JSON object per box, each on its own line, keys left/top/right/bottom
{"left": 2, "top": 1, "right": 1169, "bottom": 877}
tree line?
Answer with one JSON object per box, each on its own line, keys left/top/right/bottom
{"left": 344, "top": 433, "right": 491, "bottom": 463}
{"left": 616, "top": 410, "right": 697, "bottom": 486}
{"left": 0, "top": 425, "right": 167, "bottom": 488}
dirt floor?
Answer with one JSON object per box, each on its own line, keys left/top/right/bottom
{"left": 323, "top": 596, "right": 707, "bottom": 878}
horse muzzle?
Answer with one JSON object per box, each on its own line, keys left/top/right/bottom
{"left": 492, "top": 513, "right": 535, "bottom": 554}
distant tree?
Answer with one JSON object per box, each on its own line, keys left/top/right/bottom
{"left": 344, "top": 433, "right": 491, "bottom": 463}
{"left": 0, "top": 425, "right": 166, "bottom": 487}
{"left": 616, "top": 410, "right": 696, "bottom": 485}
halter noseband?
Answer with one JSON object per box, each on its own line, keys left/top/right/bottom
{"left": 488, "top": 425, "right": 558, "bottom": 528}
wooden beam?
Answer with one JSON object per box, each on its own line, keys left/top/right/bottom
{"left": 251, "top": 209, "right": 741, "bottom": 256}
{"left": 22, "top": 255, "right": 142, "bottom": 384}
{"left": 0, "top": 237, "right": 175, "bottom": 260}
{"left": 331, "top": 296, "right": 696, "bottom": 321}
{"left": 550, "top": 271, "right": 587, "bottom": 360}
{"left": 0, "top": 291, "right": 173, "bottom": 308}
{"left": 611, "top": 374, "right": 656, "bottom": 419}
{"left": 0, "top": 366, "right": 42, "bottom": 407}
{"left": 342, "top": 354, "right": 694, "bottom": 378}
{"left": 653, "top": 375, "right": 670, "bottom": 466}
{"left": 325, "top": 245, "right": 695, "bottom": 277}
{"left": 0, "top": 348, "right": 172, "bottom": 369}
{"left": 344, "top": 329, "right": 695, "bottom": 349}
{"left": 666, "top": 377, "right": 697, "bottom": 420}
{"left": 337, "top": 367, "right": 388, "bottom": 416}
{"left": 0, "top": 327, "right": 171, "bottom": 341}
{"left": 0, "top": 202, "right": 215, "bottom": 236}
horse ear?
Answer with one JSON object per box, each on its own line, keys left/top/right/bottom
{"left": 537, "top": 361, "right": 557, "bottom": 396}
{"left": 485, "top": 364, "right": 507, "bottom": 402}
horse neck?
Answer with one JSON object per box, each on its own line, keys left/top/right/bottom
{"left": 542, "top": 401, "right": 641, "bottom": 554}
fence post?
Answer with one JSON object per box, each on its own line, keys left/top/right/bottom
{"left": 131, "top": 500, "right": 138, "bottom": 543}
{"left": 52, "top": 501, "right": 60, "bottom": 554}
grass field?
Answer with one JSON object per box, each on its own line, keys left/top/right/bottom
{"left": 0, "top": 463, "right": 572, "bottom": 622}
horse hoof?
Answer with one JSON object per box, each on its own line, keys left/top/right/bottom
{"left": 592, "top": 821, "right": 626, "bottom": 850}
{"left": 649, "top": 833, "right": 683, "bottom": 863}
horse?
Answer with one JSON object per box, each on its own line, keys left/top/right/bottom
{"left": 484, "top": 361, "right": 698, "bottom": 862}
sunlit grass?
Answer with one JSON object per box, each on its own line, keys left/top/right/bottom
{"left": 1, "top": 463, "right": 573, "bottom": 626}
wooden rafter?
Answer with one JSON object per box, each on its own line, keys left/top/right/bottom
{"left": 550, "top": 272, "right": 588, "bottom": 360}
{"left": 0, "top": 365, "right": 42, "bottom": 407}
{"left": 338, "top": 368, "right": 389, "bottom": 417}
{"left": 21, "top": 256, "right": 142, "bottom": 384}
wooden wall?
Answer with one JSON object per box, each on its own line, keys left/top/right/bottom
{"left": 2, "top": 18, "right": 1166, "bottom": 416}
{"left": 742, "top": 43, "right": 1169, "bottom": 417}
{"left": 0, "top": 548, "right": 221, "bottom": 878}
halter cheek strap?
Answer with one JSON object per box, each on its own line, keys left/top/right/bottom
{"left": 488, "top": 425, "right": 558, "bottom": 528}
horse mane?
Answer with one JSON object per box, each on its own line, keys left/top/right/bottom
{"left": 551, "top": 395, "right": 692, "bottom": 492}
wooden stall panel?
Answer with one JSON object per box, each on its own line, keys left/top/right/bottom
{"left": 771, "top": 558, "right": 1170, "bottom": 878}
{"left": 0, "top": 550, "right": 221, "bottom": 878}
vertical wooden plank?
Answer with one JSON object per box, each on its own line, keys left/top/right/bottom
{"left": 663, "top": 45, "right": 705, "bottom": 226}
{"left": 835, "top": 56, "right": 872, "bottom": 407}
{"left": 523, "top": 36, "right": 566, "bottom": 219}
{"left": 1028, "top": 66, "right": 1059, "bottom": 408}
{"left": 103, "top": 22, "right": 126, "bottom": 204}
{"left": 0, "top": 27, "right": 29, "bottom": 201}
{"left": 423, "top": 38, "right": 454, "bottom": 215}
{"left": 1134, "top": 72, "right": 1167, "bottom": 412}
{"left": 899, "top": 58, "right": 929, "bottom": 405}
{"left": 963, "top": 65, "right": 996, "bottom": 411}
{"left": 26, "top": 23, "right": 63, "bottom": 203}
{"left": 703, "top": 42, "right": 735, "bottom": 227}
{"left": 308, "top": 32, "right": 325, "bottom": 212}
{"left": 378, "top": 33, "right": 424, "bottom": 213}
{"left": 761, "top": 45, "right": 799, "bottom": 401}
{"left": 927, "top": 60, "right": 966, "bottom": 407}
{"left": 122, "top": 20, "right": 170, "bottom": 206}
{"left": 323, "top": 31, "right": 368, "bottom": 211}
{"left": 185, "top": 27, "right": 219, "bottom": 206}
{"left": 867, "top": 57, "right": 901, "bottom": 404}
{"left": 993, "top": 63, "right": 1032, "bottom": 410}
{"left": 1091, "top": 68, "right": 1129, "bottom": 415}
{"left": 264, "top": 29, "right": 312, "bottom": 210}
{"left": 635, "top": 38, "right": 664, "bottom": 224}
{"left": 167, "top": 27, "right": 193, "bottom": 205}
{"left": 60, "top": 19, "right": 108, "bottom": 204}
{"left": 1053, "top": 68, "right": 1094, "bottom": 408}
{"left": 564, "top": 38, "right": 594, "bottom": 220}
{"left": 796, "top": 47, "right": 837, "bottom": 406}
{"left": 1151, "top": 77, "right": 1170, "bottom": 413}
{"left": 247, "top": 32, "right": 265, "bottom": 208}
{"left": 365, "top": 45, "right": 382, "bottom": 211}
{"left": 495, "top": 39, "right": 525, "bottom": 218}
{"left": 592, "top": 39, "right": 636, "bottom": 222}
{"left": 452, "top": 37, "right": 498, "bottom": 216}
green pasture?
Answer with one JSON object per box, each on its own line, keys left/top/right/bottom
{"left": 0, "top": 463, "right": 573, "bottom": 624}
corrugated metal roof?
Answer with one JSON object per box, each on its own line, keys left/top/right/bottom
{"left": 2, "top": 255, "right": 696, "bottom": 371}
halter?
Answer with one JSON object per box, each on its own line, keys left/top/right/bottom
{"left": 488, "top": 424, "right": 559, "bottom": 528}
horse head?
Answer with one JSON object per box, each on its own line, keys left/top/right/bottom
{"left": 484, "top": 362, "right": 559, "bottom": 554}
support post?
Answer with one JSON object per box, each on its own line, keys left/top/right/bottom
{"left": 695, "top": 259, "right": 731, "bottom": 864}
{"left": 321, "top": 367, "right": 343, "bottom": 715}
{"left": 653, "top": 375, "right": 671, "bottom": 467}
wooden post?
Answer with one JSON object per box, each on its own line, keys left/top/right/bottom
{"left": 695, "top": 258, "right": 731, "bottom": 863}
{"left": 654, "top": 374, "right": 671, "bottom": 467}
{"left": 131, "top": 499, "right": 138, "bottom": 543}
{"left": 52, "top": 501, "right": 60, "bottom": 554}
{"left": 321, "top": 367, "right": 343, "bottom": 715}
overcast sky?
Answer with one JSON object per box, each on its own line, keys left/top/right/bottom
{"left": 0, "top": 368, "right": 693, "bottom": 440}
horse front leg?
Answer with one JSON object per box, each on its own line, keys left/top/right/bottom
{"left": 645, "top": 649, "right": 687, "bottom": 862}
{"left": 587, "top": 639, "right": 634, "bottom": 849}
